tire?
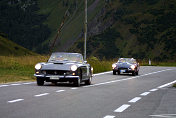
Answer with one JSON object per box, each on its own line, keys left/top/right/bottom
{"left": 132, "top": 71, "right": 136, "bottom": 76}
{"left": 75, "top": 77, "right": 81, "bottom": 87}
{"left": 75, "top": 72, "right": 81, "bottom": 87}
{"left": 85, "top": 76, "right": 92, "bottom": 85}
{"left": 37, "top": 78, "right": 44, "bottom": 86}
{"left": 136, "top": 71, "right": 139, "bottom": 75}
{"left": 113, "top": 71, "right": 116, "bottom": 75}
{"left": 51, "top": 82, "right": 57, "bottom": 85}
{"left": 118, "top": 71, "right": 120, "bottom": 75}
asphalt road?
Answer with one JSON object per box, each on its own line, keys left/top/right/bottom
{"left": 0, "top": 66, "right": 176, "bottom": 118}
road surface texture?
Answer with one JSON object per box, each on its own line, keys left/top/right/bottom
{"left": 0, "top": 66, "right": 176, "bottom": 118}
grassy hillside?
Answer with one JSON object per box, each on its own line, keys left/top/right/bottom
{"left": 0, "top": 0, "right": 51, "bottom": 53}
{"left": 0, "top": 35, "right": 36, "bottom": 56}
{"left": 38, "top": 0, "right": 104, "bottom": 52}
{"left": 70, "top": 0, "right": 176, "bottom": 61}
{"left": 0, "top": 0, "right": 175, "bottom": 61}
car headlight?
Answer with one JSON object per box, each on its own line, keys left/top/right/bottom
{"left": 130, "top": 65, "right": 135, "bottom": 70}
{"left": 71, "top": 65, "right": 78, "bottom": 71}
{"left": 112, "top": 64, "right": 116, "bottom": 69}
{"left": 35, "top": 63, "right": 42, "bottom": 70}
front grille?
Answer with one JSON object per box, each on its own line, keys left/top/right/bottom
{"left": 118, "top": 67, "right": 128, "bottom": 70}
{"left": 42, "top": 70, "right": 69, "bottom": 75}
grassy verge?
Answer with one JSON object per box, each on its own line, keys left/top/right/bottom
{"left": 173, "top": 83, "right": 176, "bottom": 88}
{"left": 138, "top": 60, "right": 176, "bottom": 67}
{"left": 88, "top": 57, "right": 113, "bottom": 74}
{"left": 0, "top": 56, "right": 175, "bottom": 83}
{"left": 0, "top": 56, "right": 48, "bottom": 83}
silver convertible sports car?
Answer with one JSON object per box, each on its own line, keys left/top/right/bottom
{"left": 34, "top": 52, "right": 93, "bottom": 86}
{"left": 112, "top": 58, "right": 139, "bottom": 76}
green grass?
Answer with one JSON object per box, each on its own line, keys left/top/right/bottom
{"left": 138, "top": 60, "right": 176, "bottom": 67}
{"left": 173, "top": 83, "right": 176, "bottom": 88}
{"left": 88, "top": 57, "right": 113, "bottom": 73}
{"left": 0, "top": 56, "right": 48, "bottom": 83}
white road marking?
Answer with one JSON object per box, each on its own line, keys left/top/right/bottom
{"left": 150, "top": 114, "right": 176, "bottom": 117}
{"left": 71, "top": 88, "right": 78, "bottom": 90}
{"left": 94, "top": 71, "right": 112, "bottom": 76}
{"left": 56, "top": 90, "right": 65, "bottom": 93}
{"left": 34, "top": 93, "right": 49, "bottom": 97}
{"left": 150, "top": 89, "right": 158, "bottom": 92}
{"left": 103, "top": 115, "right": 116, "bottom": 118}
{"left": 22, "top": 82, "right": 34, "bottom": 85}
{"left": 140, "top": 92, "right": 150, "bottom": 96}
{"left": 83, "top": 77, "right": 135, "bottom": 88}
{"left": 10, "top": 84, "right": 21, "bottom": 86}
{"left": 128, "top": 97, "right": 141, "bottom": 103}
{"left": 140, "top": 69, "right": 172, "bottom": 77}
{"left": 8, "top": 99, "right": 24, "bottom": 103}
{"left": 0, "top": 85, "right": 9, "bottom": 87}
{"left": 114, "top": 104, "right": 131, "bottom": 112}
{"left": 157, "top": 80, "right": 176, "bottom": 88}
{"left": 84, "top": 69, "right": 173, "bottom": 88}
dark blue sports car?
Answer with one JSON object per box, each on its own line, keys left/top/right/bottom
{"left": 112, "top": 58, "right": 140, "bottom": 76}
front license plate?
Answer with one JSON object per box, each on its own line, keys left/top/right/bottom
{"left": 120, "top": 70, "right": 126, "bottom": 73}
{"left": 50, "top": 76, "right": 59, "bottom": 80}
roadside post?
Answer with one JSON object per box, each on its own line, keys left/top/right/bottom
{"left": 149, "top": 59, "right": 151, "bottom": 65}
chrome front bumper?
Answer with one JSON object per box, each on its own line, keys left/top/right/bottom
{"left": 34, "top": 74, "right": 79, "bottom": 79}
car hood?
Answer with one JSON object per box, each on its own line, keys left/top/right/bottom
{"left": 41, "top": 62, "right": 80, "bottom": 71}
{"left": 116, "top": 62, "right": 133, "bottom": 68}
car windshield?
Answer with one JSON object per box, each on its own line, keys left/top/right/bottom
{"left": 118, "top": 58, "right": 136, "bottom": 64}
{"left": 48, "top": 53, "right": 83, "bottom": 63}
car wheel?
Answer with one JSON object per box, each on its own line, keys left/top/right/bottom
{"left": 113, "top": 71, "right": 116, "bottom": 75}
{"left": 37, "top": 78, "right": 44, "bottom": 86}
{"left": 136, "top": 71, "right": 139, "bottom": 75}
{"left": 51, "top": 82, "right": 57, "bottom": 85}
{"left": 75, "top": 72, "right": 81, "bottom": 87}
{"left": 132, "top": 71, "right": 136, "bottom": 76}
{"left": 118, "top": 71, "right": 120, "bottom": 75}
{"left": 85, "top": 76, "right": 92, "bottom": 85}
{"left": 75, "top": 77, "right": 81, "bottom": 87}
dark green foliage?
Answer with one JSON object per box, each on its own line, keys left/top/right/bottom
{"left": 0, "top": 0, "right": 50, "bottom": 53}
{"left": 120, "top": 0, "right": 176, "bottom": 60}
{"left": 1, "top": 0, "right": 176, "bottom": 61}
{"left": 79, "top": 28, "right": 120, "bottom": 59}
{"left": 113, "top": 8, "right": 131, "bottom": 20}
{"left": 156, "top": 11, "right": 176, "bottom": 32}
{"left": 71, "top": 29, "right": 121, "bottom": 59}
{"left": 71, "top": 0, "right": 176, "bottom": 61}
{"left": 120, "top": 0, "right": 158, "bottom": 5}
{"left": 137, "top": 25, "right": 157, "bottom": 48}
{"left": 120, "top": 0, "right": 133, "bottom": 5}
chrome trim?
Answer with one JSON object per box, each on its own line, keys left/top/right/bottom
{"left": 34, "top": 74, "right": 79, "bottom": 79}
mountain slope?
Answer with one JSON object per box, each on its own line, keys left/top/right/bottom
{"left": 70, "top": 0, "right": 176, "bottom": 61}
{"left": 0, "top": 0, "right": 50, "bottom": 53}
{"left": 0, "top": 35, "right": 36, "bottom": 56}
{"left": 38, "top": 0, "right": 104, "bottom": 52}
{"left": 0, "top": 0, "right": 175, "bottom": 61}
